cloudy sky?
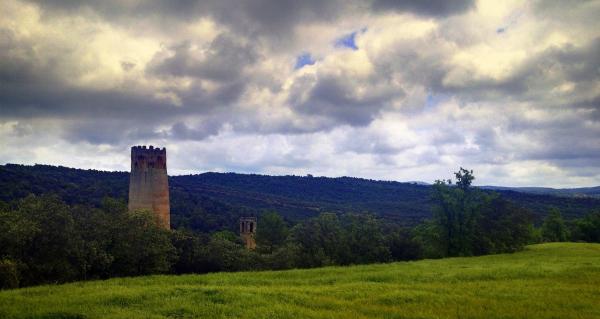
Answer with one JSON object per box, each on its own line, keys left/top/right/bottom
{"left": 1, "top": 0, "right": 599, "bottom": 187}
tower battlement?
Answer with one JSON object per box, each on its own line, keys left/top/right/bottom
{"left": 131, "top": 145, "right": 167, "bottom": 153}
{"left": 131, "top": 145, "right": 167, "bottom": 170}
{"left": 128, "top": 145, "right": 170, "bottom": 229}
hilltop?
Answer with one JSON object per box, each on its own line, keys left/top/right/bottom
{"left": 1, "top": 243, "right": 599, "bottom": 319}
{"left": 1, "top": 164, "right": 599, "bottom": 232}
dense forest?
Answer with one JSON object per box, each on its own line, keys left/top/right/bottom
{"left": 1, "top": 165, "right": 599, "bottom": 289}
{"left": 1, "top": 164, "right": 599, "bottom": 233}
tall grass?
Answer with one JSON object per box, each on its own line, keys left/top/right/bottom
{"left": 1, "top": 243, "right": 599, "bottom": 319}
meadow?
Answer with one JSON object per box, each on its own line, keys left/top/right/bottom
{"left": 1, "top": 243, "right": 599, "bottom": 319}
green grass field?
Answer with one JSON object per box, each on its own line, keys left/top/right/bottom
{"left": 1, "top": 243, "right": 599, "bottom": 319}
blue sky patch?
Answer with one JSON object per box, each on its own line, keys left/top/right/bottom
{"left": 335, "top": 28, "right": 367, "bottom": 50}
{"left": 335, "top": 31, "right": 358, "bottom": 50}
{"left": 295, "top": 53, "right": 316, "bottom": 69}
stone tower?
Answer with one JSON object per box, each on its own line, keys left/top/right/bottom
{"left": 128, "top": 145, "right": 170, "bottom": 229}
{"left": 239, "top": 217, "right": 257, "bottom": 249}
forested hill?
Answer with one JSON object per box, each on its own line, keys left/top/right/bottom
{"left": 480, "top": 185, "right": 600, "bottom": 198}
{"left": 1, "top": 164, "right": 599, "bottom": 232}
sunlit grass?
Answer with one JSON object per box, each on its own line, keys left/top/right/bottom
{"left": 1, "top": 243, "right": 599, "bottom": 318}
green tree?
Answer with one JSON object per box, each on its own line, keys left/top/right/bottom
{"left": 13, "top": 195, "right": 83, "bottom": 285}
{"left": 385, "top": 226, "right": 423, "bottom": 261}
{"left": 541, "top": 208, "right": 569, "bottom": 242}
{"left": 475, "top": 197, "right": 534, "bottom": 254}
{"left": 431, "top": 168, "right": 486, "bottom": 257}
{"left": 455, "top": 167, "right": 475, "bottom": 191}
{"left": 110, "top": 208, "right": 176, "bottom": 276}
{"left": 170, "top": 230, "right": 208, "bottom": 274}
{"left": 412, "top": 220, "right": 445, "bottom": 258}
{"left": 256, "top": 211, "right": 289, "bottom": 253}
{"left": 72, "top": 203, "right": 115, "bottom": 280}
{"left": 212, "top": 230, "right": 241, "bottom": 243}
{"left": 290, "top": 213, "right": 348, "bottom": 267}
{"left": 204, "top": 236, "right": 263, "bottom": 272}
{"left": 0, "top": 259, "right": 20, "bottom": 289}
{"left": 341, "top": 214, "right": 390, "bottom": 264}
{"left": 575, "top": 211, "right": 600, "bottom": 242}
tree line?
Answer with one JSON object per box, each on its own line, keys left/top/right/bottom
{"left": 3, "top": 163, "right": 599, "bottom": 231}
{"left": 1, "top": 168, "right": 599, "bottom": 289}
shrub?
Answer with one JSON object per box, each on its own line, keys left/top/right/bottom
{"left": 0, "top": 259, "right": 20, "bottom": 289}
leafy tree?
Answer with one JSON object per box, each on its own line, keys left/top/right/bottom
{"left": 110, "top": 208, "right": 176, "bottom": 276}
{"left": 0, "top": 259, "right": 20, "bottom": 289}
{"left": 170, "top": 230, "right": 212, "bottom": 274}
{"left": 412, "top": 220, "right": 445, "bottom": 258}
{"left": 264, "top": 243, "right": 303, "bottom": 270}
{"left": 72, "top": 201, "right": 116, "bottom": 280}
{"left": 212, "top": 230, "right": 241, "bottom": 243}
{"left": 475, "top": 197, "right": 534, "bottom": 254}
{"left": 455, "top": 167, "right": 475, "bottom": 191}
{"left": 74, "top": 198, "right": 176, "bottom": 279}
{"left": 541, "top": 208, "right": 569, "bottom": 242}
{"left": 290, "top": 213, "right": 348, "bottom": 267}
{"left": 204, "top": 236, "right": 262, "bottom": 272}
{"left": 431, "top": 168, "right": 487, "bottom": 257}
{"left": 427, "top": 168, "right": 534, "bottom": 256}
{"left": 571, "top": 210, "right": 600, "bottom": 243}
{"left": 341, "top": 214, "right": 391, "bottom": 264}
{"left": 11, "top": 195, "right": 83, "bottom": 285}
{"left": 256, "top": 211, "right": 289, "bottom": 253}
{"left": 385, "top": 226, "right": 423, "bottom": 261}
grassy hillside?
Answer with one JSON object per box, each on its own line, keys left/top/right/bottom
{"left": 1, "top": 243, "right": 599, "bottom": 319}
{"left": 2, "top": 164, "right": 599, "bottom": 233}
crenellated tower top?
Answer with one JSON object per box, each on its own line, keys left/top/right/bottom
{"left": 131, "top": 145, "right": 167, "bottom": 170}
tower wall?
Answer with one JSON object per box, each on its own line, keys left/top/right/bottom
{"left": 128, "top": 145, "right": 170, "bottom": 229}
{"left": 239, "top": 217, "right": 257, "bottom": 249}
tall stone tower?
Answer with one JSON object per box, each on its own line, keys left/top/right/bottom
{"left": 128, "top": 145, "right": 170, "bottom": 229}
{"left": 239, "top": 217, "right": 257, "bottom": 249}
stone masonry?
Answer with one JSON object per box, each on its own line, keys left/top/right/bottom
{"left": 128, "top": 145, "right": 170, "bottom": 229}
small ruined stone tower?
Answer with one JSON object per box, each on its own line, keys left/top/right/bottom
{"left": 239, "top": 217, "right": 257, "bottom": 249}
{"left": 128, "top": 145, "right": 170, "bottom": 229}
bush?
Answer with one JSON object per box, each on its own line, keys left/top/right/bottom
{"left": 0, "top": 259, "right": 20, "bottom": 289}
{"left": 541, "top": 208, "right": 570, "bottom": 242}
{"left": 571, "top": 211, "right": 600, "bottom": 243}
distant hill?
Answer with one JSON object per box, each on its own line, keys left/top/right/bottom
{"left": 1, "top": 164, "right": 599, "bottom": 232}
{"left": 480, "top": 185, "right": 600, "bottom": 198}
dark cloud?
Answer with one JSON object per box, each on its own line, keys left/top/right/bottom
{"left": 148, "top": 34, "right": 258, "bottom": 82}
{"left": 0, "top": 22, "right": 251, "bottom": 145}
{"left": 371, "top": 0, "right": 475, "bottom": 17}
{"left": 28, "top": 0, "right": 475, "bottom": 45}
{"left": 0, "top": 26, "right": 169, "bottom": 121}
{"left": 290, "top": 74, "right": 404, "bottom": 126}
{"left": 230, "top": 0, "right": 342, "bottom": 39}
{"left": 27, "top": 0, "right": 345, "bottom": 44}
{"left": 168, "top": 121, "right": 222, "bottom": 140}
{"left": 506, "top": 113, "right": 600, "bottom": 166}
{"left": 62, "top": 119, "right": 163, "bottom": 145}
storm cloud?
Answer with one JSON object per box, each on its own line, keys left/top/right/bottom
{"left": 1, "top": 0, "right": 599, "bottom": 187}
